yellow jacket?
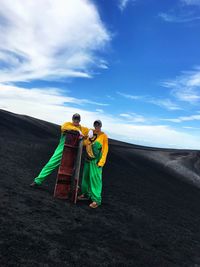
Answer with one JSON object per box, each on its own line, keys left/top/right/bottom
{"left": 96, "top": 131, "right": 109, "bottom": 167}
{"left": 61, "top": 122, "right": 89, "bottom": 137}
{"left": 85, "top": 130, "right": 108, "bottom": 167}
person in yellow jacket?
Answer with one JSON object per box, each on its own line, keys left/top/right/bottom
{"left": 30, "top": 113, "right": 90, "bottom": 187}
{"left": 78, "top": 120, "right": 109, "bottom": 208}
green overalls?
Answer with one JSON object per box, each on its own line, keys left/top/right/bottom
{"left": 34, "top": 134, "right": 65, "bottom": 185}
{"left": 81, "top": 140, "right": 103, "bottom": 205}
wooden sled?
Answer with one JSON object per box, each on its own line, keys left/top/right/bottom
{"left": 54, "top": 130, "right": 83, "bottom": 203}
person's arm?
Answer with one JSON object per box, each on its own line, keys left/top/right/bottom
{"left": 61, "top": 122, "right": 85, "bottom": 133}
{"left": 81, "top": 126, "right": 90, "bottom": 137}
{"left": 83, "top": 138, "right": 90, "bottom": 147}
{"left": 61, "top": 122, "right": 76, "bottom": 132}
{"left": 98, "top": 134, "right": 109, "bottom": 167}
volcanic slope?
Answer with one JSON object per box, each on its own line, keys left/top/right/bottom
{"left": 1, "top": 109, "right": 200, "bottom": 267}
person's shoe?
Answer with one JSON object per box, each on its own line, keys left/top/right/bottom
{"left": 89, "top": 202, "right": 99, "bottom": 209}
{"left": 30, "top": 181, "right": 40, "bottom": 187}
{"left": 77, "top": 194, "right": 89, "bottom": 201}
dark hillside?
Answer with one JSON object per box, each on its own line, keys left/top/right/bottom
{"left": 1, "top": 109, "right": 200, "bottom": 267}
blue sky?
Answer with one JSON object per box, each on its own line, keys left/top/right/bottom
{"left": 1, "top": 0, "right": 200, "bottom": 148}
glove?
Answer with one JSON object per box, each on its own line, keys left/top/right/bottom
{"left": 88, "top": 129, "right": 93, "bottom": 139}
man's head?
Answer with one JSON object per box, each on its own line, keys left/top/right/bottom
{"left": 72, "top": 113, "right": 81, "bottom": 126}
{"left": 93, "top": 120, "right": 102, "bottom": 132}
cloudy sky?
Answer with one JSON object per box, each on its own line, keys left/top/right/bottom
{"left": 1, "top": 0, "right": 200, "bottom": 149}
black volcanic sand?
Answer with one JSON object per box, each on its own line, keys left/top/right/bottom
{"left": 1, "top": 109, "right": 200, "bottom": 267}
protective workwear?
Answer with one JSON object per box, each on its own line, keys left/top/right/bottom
{"left": 81, "top": 130, "right": 108, "bottom": 205}
{"left": 34, "top": 122, "right": 89, "bottom": 185}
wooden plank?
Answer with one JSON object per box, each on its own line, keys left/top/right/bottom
{"left": 54, "top": 130, "right": 80, "bottom": 199}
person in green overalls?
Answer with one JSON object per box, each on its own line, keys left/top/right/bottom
{"left": 78, "top": 120, "right": 109, "bottom": 208}
{"left": 30, "top": 113, "right": 90, "bottom": 187}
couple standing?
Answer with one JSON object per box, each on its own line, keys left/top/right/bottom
{"left": 30, "top": 113, "right": 109, "bottom": 209}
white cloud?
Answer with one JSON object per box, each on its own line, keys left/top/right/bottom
{"left": 119, "top": 113, "right": 146, "bottom": 123}
{"left": 159, "top": 1, "right": 200, "bottom": 23}
{"left": 106, "top": 95, "right": 115, "bottom": 100}
{"left": 163, "top": 114, "right": 200, "bottom": 123}
{"left": 158, "top": 13, "right": 175, "bottom": 22}
{"left": 158, "top": 12, "right": 200, "bottom": 23}
{"left": 181, "top": 0, "right": 200, "bottom": 6}
{"left": 0, "top": 84, "right": 108, "bottom": 114}
{"left": 1, "top": 83, "right": 200, "bottom": 149}
{"left": 118, "top": 0, "right": 136, "bottom": 11}
{"left": 96, "top": 109, "right": 104, "bottom": 113}
{"left": 119, "top": 0, "right": 129, "bottom": 11}
{"left": 0, "top": 0, "right": 110, "bottom": 83}
{"left": 108, "top": 123, "right": 200, "bottom": 149}
{"left": 117, "top": 91, "right": 144, "bottom": 100}
{"left": 148, "top": 99, "right": 182, "bottom": 110}
{"left": 174, "top": 90, "right": 200, "bottom": 103}
{"left": 162, "top": 68, "right": 200, "bottom": 104}
{"left": 118, "top": 91, "right": 181, "bottom": 110}
{"left": 183, "top": 126, "right": 200, "bottom": 129}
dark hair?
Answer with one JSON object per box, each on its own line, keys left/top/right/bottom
{"left": 72, "top": 113, "right": 81, "bottom": 121}
{"left": 93, "top": 120, "right": 102, "bottom": 127}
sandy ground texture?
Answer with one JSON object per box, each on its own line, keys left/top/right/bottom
{"left": 1, "top": 109, "right": 200, "bottom": 267}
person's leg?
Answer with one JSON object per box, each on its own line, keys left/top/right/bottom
{"left": 80, "top": 161, "right": 91, "bottom": 198}
{"left": 34, "top": 135, "right": 65, "bottom": 185}
{"left": 89, "top": 161, "right": 102, "bottom": 206}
